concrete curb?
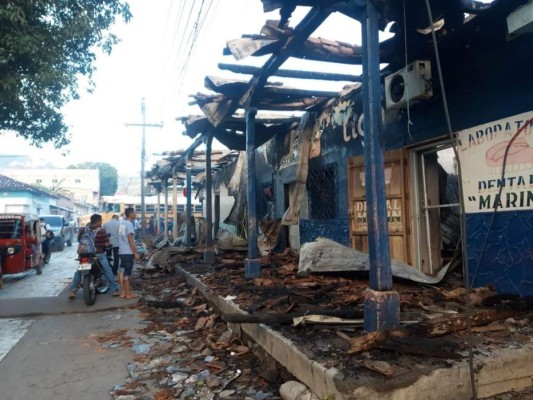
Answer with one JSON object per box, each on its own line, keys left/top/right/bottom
{"left": 177, "top": 266, "right": 533, "bottom": 400}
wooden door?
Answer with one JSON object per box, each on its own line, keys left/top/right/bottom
{"left": 348, "top": 149, "right": 412, "bottom": 265}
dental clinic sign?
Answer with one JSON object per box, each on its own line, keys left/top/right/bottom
{"left": 457, "top": 111, "right": 533, "bottom": 213}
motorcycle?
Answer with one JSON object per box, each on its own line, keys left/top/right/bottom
{"left": 77, "top": 253, "right": 110, "bottom": 306}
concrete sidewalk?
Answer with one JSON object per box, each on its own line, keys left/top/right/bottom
{"left": 0, "top": 308, "right": 142, "bottom": 400}
{"left": 178, "top": 266, "right": 533, "bottom": 400}
{"left": 0, "top": 286, "right": 138, "bottom": 318}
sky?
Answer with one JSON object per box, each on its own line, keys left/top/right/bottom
{"left": 0, "top": 0, "right": 369, "bottom": 177}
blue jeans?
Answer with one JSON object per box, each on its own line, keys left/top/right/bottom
{"left": 97, "top": 253, "right": 119, "bottom": 292}
{"left": 69, "top": 253, "right": 119, "bottom": 292}
{"left": 68, "top": 270, "right": 82, "bottom": 291}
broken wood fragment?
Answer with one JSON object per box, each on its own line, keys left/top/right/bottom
{"left": 292, "top": 315, "right": 363, "bottom": 326}
{"left": 221, "top": 308, "right": 364, "bottom": 325}
{"left": 348, "top": 309, "right": 518, "bottom": 354}
{"left": 415, "top": 309, "right": 516, "bottom": 337}
{"left": 362, "top": 360, "right": 397, "bottom": 377}
{"left": 348, "top": 331, "right": 390, "bottom": 354}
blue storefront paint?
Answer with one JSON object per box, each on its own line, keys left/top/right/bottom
{"left": 251, "top": 7, "right": 532, "bottom": 297}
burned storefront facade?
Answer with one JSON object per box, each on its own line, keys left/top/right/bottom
{"left": 222, "top": 3, "right": 532, "bottom": 297}
{"left": 159, "top": 1, "right": 533, "bottom": 299}
{"left": 252, "top": 9, "right": 532, "bottom": 297}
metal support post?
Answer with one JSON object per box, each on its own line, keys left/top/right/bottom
{"left": 140, "top": 99, "right": 146, "bottom": 238}
{"left": 214, "top": 189, "right": 220, "bottom": 238}
{"left": 361, "top": 0, "right": 400, "bottom": 331}
{"left": 172, "top": 173, "right": 178, "bottom": 240}
{"left": 156, "top": 187, "right": 161, "bottom": 234}
{"left": 186, "top": 164, "right": 192, "bottom": 247}
{"left": 244, "top": 107, "right": 261, "bottom": 279}
{"left": 204, "top": 134, "right": 215, "bottom": 264}
{"left": 163, "top": 183, "right": 169, "bottom": 241}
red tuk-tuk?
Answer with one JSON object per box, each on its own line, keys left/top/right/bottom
{"left": 0, "top": 213, "right": 44, "bottom": 288}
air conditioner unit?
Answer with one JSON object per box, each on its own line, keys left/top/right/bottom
{"left": 385, "top": 60, "right": 433, "bottom": 109}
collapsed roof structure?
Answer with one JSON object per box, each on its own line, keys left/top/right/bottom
{"left": 147, "top": 0, "right": 532, "bottom": 334}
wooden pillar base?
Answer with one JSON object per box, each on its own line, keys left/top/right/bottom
{"left": 244, "top": 258, "right": 261, "bottom": 279}
{"left": 363, "top": 288, "right": 400, "bottom": 332}
{"left": 204, "top": 250, "right": 216, "bottom": 265}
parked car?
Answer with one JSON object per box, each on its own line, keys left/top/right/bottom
{"left": 39, "top": 215, "right": 74, "bottom": 251}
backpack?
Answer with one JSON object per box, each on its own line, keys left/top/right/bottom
{"left": 77, "top": 227, "right": 101, "bottom": 254}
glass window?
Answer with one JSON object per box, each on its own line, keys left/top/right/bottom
{"left": 412, "top": 143, "right": 461, "bottom": 274}
{"left": 0, "top": 218, "right": 23, "bottom": 239}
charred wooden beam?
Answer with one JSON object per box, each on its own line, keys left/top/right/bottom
{"left": 205, "top": 76, "right": 339, "bottom": 100}
{"left": 180, "top": 112, "right": 300, "bottom": 141}
{"left": 240, "top": 6, "right": 334, "bottom": 110}
{"left": 413, "top": 309, "right": 517, "bottom": 337}
{"left": 348, "top": 309, "right": 519, "bottom": 354}
{"left": 218, "top": 63, "right": 361, "bottom": 82}
{"left": 212, "top": 122, "right": 287, "bottom": 151}
{"left": 224, "top": 36, "right": 363, "bottom": 65}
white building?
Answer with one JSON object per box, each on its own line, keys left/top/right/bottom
{"left": 0, "top": 168, "right": 100, "bottom": 207}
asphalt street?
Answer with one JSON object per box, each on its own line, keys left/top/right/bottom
{"left": 0, "top": 245, "right": 140, "bottom": 400}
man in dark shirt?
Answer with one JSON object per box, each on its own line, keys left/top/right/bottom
{"left": 68, "top": 214, "right": 120, "bottom": 299}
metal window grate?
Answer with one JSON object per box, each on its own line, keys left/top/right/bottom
{"left": 307, "top": 163, "right": 337, "bottom": 219}
{"left": 257, "top": 180, "right": 275, "bottom": 220}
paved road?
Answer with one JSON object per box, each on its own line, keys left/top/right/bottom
{"left": 0, "top": 245, "right": 141, "bottom": 399}
{"left": 0, "top": 245, "right": 76, "bottom": 299}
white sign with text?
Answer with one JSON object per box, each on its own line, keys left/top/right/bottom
{"left": 457, "top": 111, "right": 533, "bottom": 213}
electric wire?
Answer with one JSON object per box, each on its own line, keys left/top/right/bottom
{"left": 159, "top": 0, "right": 197, "bottom": 111}
{"left": 160, "top": 0, "right": 187, "bottom": 82}
{"left": 170, "top": 0, "right": 216, "bottom": 107}
{"left": 176, "top": 0, "right": 214, "bottom": 94}
{"left": 402, "top": 0, "right": 414, "bottom": 140}
{"left": 422, "top": 0, "right": 477, "bottom": 398}
{"left": 158, "top": 0, "right": 189, "bottom": 110}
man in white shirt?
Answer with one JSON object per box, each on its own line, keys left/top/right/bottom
{"left": 118, "top": 207, "right": 141, "bottom": 299}
{"left": 103, "top": 214, "right": 120, "bottom": 275}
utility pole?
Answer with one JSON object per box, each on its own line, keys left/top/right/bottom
{"left": 125, "top": 98, "right": 163, "bottom": 238}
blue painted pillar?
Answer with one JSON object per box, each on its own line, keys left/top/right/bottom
{"left": 361, "top": 0, "right": 400, "bottom": 331}
{"left": 186, "top": 163, "right": 192, "bottom": 247}
{"left": 245, "top": 107, "right": 261, "bottom": 279}
{"left": 204, "top": 134, "right": 215, "bottom": 264}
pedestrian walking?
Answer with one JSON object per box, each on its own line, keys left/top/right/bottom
{"left": 118, "top": 207, "right": 141, "bottom": 299}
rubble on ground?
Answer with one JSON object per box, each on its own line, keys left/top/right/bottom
{"left": 93, "top": 238, "right": 533, "bottom": 399}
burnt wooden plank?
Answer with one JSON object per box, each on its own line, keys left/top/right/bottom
{"left": 205, "top": 76, "right": 338, "bottom": 100}
{"left": 218, "top": 63, "right": 361, "bottom": 82}
{"left": 414, "top": 309, "right": 517, "bottom": 337}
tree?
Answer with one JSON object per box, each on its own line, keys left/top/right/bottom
{"left": 68, "top": 162, "right": 118, "bottom": 196}
{"left": 0, "top": 1, "right": 131, "bottom": 147}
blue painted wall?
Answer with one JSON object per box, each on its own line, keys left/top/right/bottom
{"left": 254, "top": 10, "right": 532, "bottom": 295}
{"left": 466, "top": 211, "right": 533, "bottom": 297}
